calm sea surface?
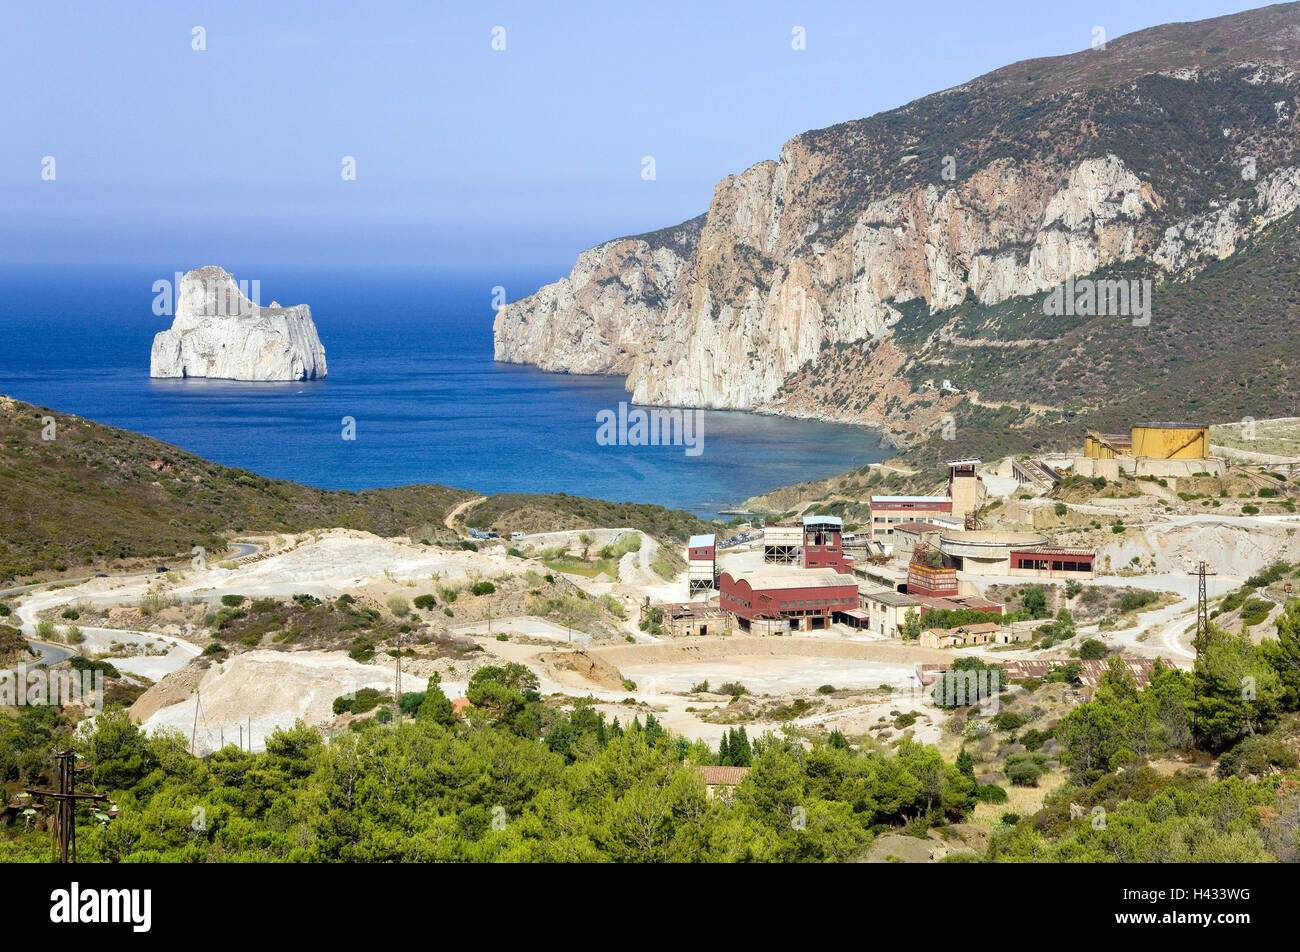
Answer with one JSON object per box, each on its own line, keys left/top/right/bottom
{"left": 0, "top": 265, "right": 886, "bottom": 519}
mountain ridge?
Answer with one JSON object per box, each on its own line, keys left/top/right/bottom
{"left": 494, "top": 2, "right": 1300, "bottom": 468}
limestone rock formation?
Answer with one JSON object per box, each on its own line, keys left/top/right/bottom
{"left": 493, "top": 4, "right": 1300, "bottom": 428}
{"left": 150, "top": 267, "right": 327, "bottom": 381}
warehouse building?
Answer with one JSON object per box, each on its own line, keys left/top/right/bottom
{"left": 718, "top": 569, "right": 860, "bottom": 632}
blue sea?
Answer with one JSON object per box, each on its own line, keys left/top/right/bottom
{"left": 0, "top": 265, "right": 885, "bottom": 519}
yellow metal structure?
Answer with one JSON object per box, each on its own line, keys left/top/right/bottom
{"left": 1130, "top": 423, "right": 1208, "bottom": 460}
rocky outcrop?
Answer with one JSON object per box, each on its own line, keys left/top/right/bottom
{"left": 150, "top": 267, "right": 327, "bottom": 381}
{"left": 493, "top": 4, "right": 1300, "bottom": 424}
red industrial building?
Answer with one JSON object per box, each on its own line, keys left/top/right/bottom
{"left": 801, "top": 515, "right": 852, "bottom": 573}
{"left": 718, "top": 569, "right": 860, "bottom": 631}
{"left": 1008, "top": 545, "right": 1097, "bottom": 577}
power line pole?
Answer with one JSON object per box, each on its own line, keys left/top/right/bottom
{"left": 395, "top": 628, "right": 403, "bottom": 701}
{"left": 191, "top": 690, "right": 201, "bottom": 756}
{"left": 25, "top": 750, "right": 107, "bottom": 863}
{"left": 1192, "top": 560, "right": 1217, "bottom": 743}
{"left": 1194, "top": 561, "right": 1216, "bottom": 654}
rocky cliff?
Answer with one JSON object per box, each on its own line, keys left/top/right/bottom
{"left": 495, "top": 4, "right": 1300, "bottom": 444}
{"left": 151, "top": 267, "right": 327, "bottom": 381}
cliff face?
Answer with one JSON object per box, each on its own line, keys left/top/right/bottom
{"left": 494, "top": 3, "right": 1300, "bottom": 433}
{"left": 151, "top": 267, "right": 327, "bottom": 381}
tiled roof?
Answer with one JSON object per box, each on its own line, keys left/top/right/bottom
{"left": 695, "top": 766, "right": 751, "bottom": 786}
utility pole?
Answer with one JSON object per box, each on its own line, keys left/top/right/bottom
{"left": 25, "top": 750, "right": 107, "bottom": 863}
{"left": 395, "top": 628, "right": 403, "bottom": 701}
{"left": 191, "top": 690, "right": 201, "bottom": 756}
{"left": 1192, "top": 560, "right": 1217, "bottom": 743}
{"left": 1194, "top": 560, "right": 1216, "bottom": 654}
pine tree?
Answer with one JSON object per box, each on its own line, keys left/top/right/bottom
{"left": 417, "top": 672, "right": 456, "bottom": 726}
{"left": 718, "top": 730, "right": 731, "bottom": 765}
{"left": 733, "top": 727, "right": 753, "bottom": 767}
{"left": 956, "top": 746, "right": 975, "bottom": 780}
{"left": 1263, "top": 599, "right": 1300, "bottom": 709}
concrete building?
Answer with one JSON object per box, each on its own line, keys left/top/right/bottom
{"left": 869, "top": 495, "right": 954, "bottom": 540}
{"left": 919, "top": 622, "right": 1003, "bottom": 649}
{"left": 858, "top": 587, "right": 921, "bottom": 638}
{"left": 718, "top": 568, "right": 860, "bottom": 632}
{"left": 891, "top": 521, "right": 949, "bottom": 561}
{"left": 936, "top": 529, "right": 1097, "bottom": 579}
{"left": 657, "top": 601, "right": 731, "bottom": 637}
{"left": 687, "top": 533, "right": 716, "bottom": 596}
{"left": 762, "top": 522, "right": 802, "bottom": 564}
{"left": 938, "top": 530, "right": 1049, "bottom": 575}
{"left": 946, "top": 458, "right": 985, "bottom": 520}
{"left": 869, "top": 460, "right": 985, "bottom": 540}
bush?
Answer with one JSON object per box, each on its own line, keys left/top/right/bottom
{"left": 64, "top": 624, "right": 83, "bottom": 645}
{"left": 61, "top": 607, "right": 80, "bottom": 620}
{"left": 1054, "top": 502, "right": 1068, "bottom": 516}
{"left": 375, "top": 706, "right": 393, "bottom": 724}
{"left": 975, "top": 784, "right": 1008, "bottom": 804}
{"left": 220, "top": 594, "right": 246, "bottom": 607}
{"left": 203, "top": 642, "right": 227, "bottom": 655}
{"left": 387, "top": 596, "right": 410, "bottom": 617}
{"left": 1005, "top": 752, "right": 1048, "bottom": 786}
{"left": 1117, "top": 590, "right": 1159, "bottom": 613}
{"left": 1020, "top": 728, "right": 1050, "bottom": 751}
{"left": 1218, "top": 734, "right": 1298, "bottom": 778}
{"left": 1242, "top": 505, "right": 1260, "bottom": 515}
{"left": 1077, "top": 638, "right": 1109, "bottom": 660}
{"left": 471, "top": 582, "right": 496, "bottom": 597}
{"left": 35, "top": 619, "right": 56, "bottom": 640}
{"left": 413, "top": 594, "right": 438, "bottom": 610}
{"left": 990, "top": 711, "right": 1026, "bottom": 731}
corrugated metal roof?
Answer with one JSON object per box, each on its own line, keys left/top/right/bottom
{"left": 802, "top": 515, "right": 843, "bottom": 526}
{"left": 870, "top": 495, "right": 951, "bottom": 504}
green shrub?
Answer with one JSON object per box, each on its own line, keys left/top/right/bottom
{"left": 1005, "top": 752, "right": 1048, "bottom": 786}
{"left": 220, "top": 594, "right": 246, "bottom": 607}
{"left": 471, "top": 581, "right": 496, "bottom": 597}
{"left": 413, "top": 594, "right": 437, "bottom": 610}
{"left": 1077, "top": 638, "right": 1109, "bottom": 660}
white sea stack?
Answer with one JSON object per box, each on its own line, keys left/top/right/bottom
{"left": 150, "top": 266, "right": 327, "bottom": 381}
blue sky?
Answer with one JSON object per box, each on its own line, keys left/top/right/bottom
{"left": 0, "top": 0, "right": 1266, "bottom": 273}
